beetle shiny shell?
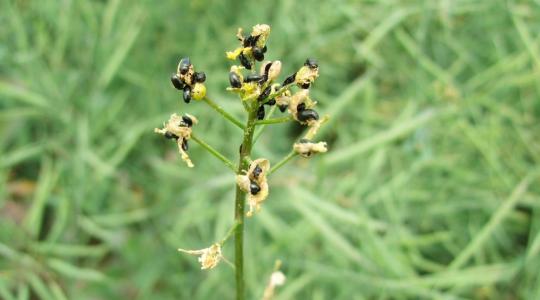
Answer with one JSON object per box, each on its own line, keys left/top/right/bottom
{"left": 165, "top": 131, "right": 179, "bottom": 140}
{"left": 252, "top": 47, "right": 264, "bottom": 61}
{"left": 258, "top": 86, "right": 272, "bottom": 101}
{"left": 282, "top": 73, "right": 296, "bottom": 86}
{"left": 278, "top": 105, "right": 288, "bottom": 112}
{"left": 193, "top": 72, "right": 206, "bottom": 83}
{"left": 229, "top": 72, "right": 242, "bottom": 88}
{"left": 182, "top": 115, "right": 193, "bottom": 127}
{"left": 239, "top": 53, "right": 252, "bottom": 69}
{"left": 178, "top": 57, "right": 191, "bottom": 75}
{"left": 245, "top": 74, "right": 263, "bottom": 83}
{"left": 304, "top": 58, "right": 318, "bottom": 69}
{"left": 249, "top": 180, "right": 261, "bottom": 195}
{"left": 266, "top": 98, "right": 276, "bottom": 106}
{"left": 171, "top": 74, "right": 184, "bottom": 90}
{"left": 183, "top": 85, "right": 191, "bottom": 103}
{"left": 297, "top": 109, "right": 319, "bottom": 122}
{"left": 257, "top": 105, "right": 265, "bottom": 120}
{"left": 297, "top": 103, "right": 306, "bottom": 111}
{"left": 252, "top": 165, "right": 263, "bottom": 179}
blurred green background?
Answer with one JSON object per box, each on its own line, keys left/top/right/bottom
{"left": 1, "top": 0, "right": 540, "bottom": 299}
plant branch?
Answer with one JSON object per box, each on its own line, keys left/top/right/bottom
{"left": 269, "top": 151, "right": 298, "bottom": 175}
{"left": 220, "top": 220, "right": 242, "bottom": 245}
{"left": 190, "top": 133, "right": 236, "bottom": 172}
{"left": 255, "top": 115, "right": 292, "bottom": 125}
{"left": 203, "top": 97, "right": 245, "bottom": 130}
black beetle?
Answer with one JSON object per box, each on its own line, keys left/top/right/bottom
{"left": 183, "top": 85, "right": 191, "bottom": 103}
{"left": 278, "top": 105, "right": 288, "bottom": 112}
{"left": 165, "top": 131, "right": 179, "bottom": 140}
{"left": 282, "top": 73, "right": 296, "bottom": 86}
{"left": 238, "top": 53, "right": 252, "bottom": 70}
{"left": 249, "top": 180, "right": 261, "bottom": 195}
{"left": 171, "top": 74, "right": 184, "bottom": 90}
{"left": 257, "top": 105, "right": 265, "bottom": 120}
{"left": 252, "top": 165, "right": 263, "bottom": 179}
{"left": 257, "top": 86, "right": 272, "bottom": 101}
{"left": 245, "top": 74, "right": 263, "bottom": 83}
{"left": 178, "top": 57, "right": 191, "bottom": 75}
{"left": 193, "top": 72, "right": 206, "bottom": 83}
{"left": 297, "top": 109, "right": 319, "bottom": 122}
{"left": 304, "top": 58, "right": 318, "bottom": 69}
{"left": 181, "top": 138, "right": 189, "bottom": 151}
{"left": 182, "top": 115, "right": 193, "bottom": 127}
{"left": 252, "top": 47, "right": 264, "bottom": 61}
{"left": 229, "top": 72, "right": 242, "bottom": 88}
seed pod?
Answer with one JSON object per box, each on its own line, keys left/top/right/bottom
{"left": 252, "top": 47, "right": 264, "bottom": 61}
{"left": 245, "top": 74, "right": 263, "bottom": 83}
{"left": 282, "top": 73, "right": 296, "bottom": 86}
{"left": 182, "top": 115, "right": 193, "bottom": 127}
{"left": 171, "top": 74, "right": 184, "bottom": 90}
{"left": 229, "top": 72, "right": 242, "bottom": 88}
{"left": 193, "top": 71, "right": 206, "bottom": 83}
{"left": 250, "top": 180, "right": 261, "bottom": 195}
{"left": 278, "top": 105, "right": 287, "bottom": 112}
{"left": 183, "top": 85, "right": 192, "bottom": 103}
{"left": 181, "top": 138, "right": 189, "bottom": 151}
{"left": 178, "top": 57, "right": 191, "bottom": 75}
{"left": 239, "top": 53, "right": 252, "bottom": 70}
{"left": 257, "top": 105, "right": 265, "bottom": 120}
{"left": 258, "top": 86, "right": 272, "bottom": 101}
{"left": 267, "top": 61, "right": 282, "bottom": 82}
{"left": 304, "top": 58, "right": 318, "bottom": 69}
{"left": 165, "top": 131, "right": 179, "bottom": 140}
{"left": 297, "top": 109, "right": 319, "bottom": 122}
{"left": 192, "top": 83, "right": 206, "bottom": 100}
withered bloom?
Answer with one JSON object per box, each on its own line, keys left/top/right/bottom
{"left": 236, "top": 158, "right": 270, "bottom": 217}
{"left": 154, "top": 113, "right": 198, "bottom": 167}
{"left": 293, "top": 139, "right": 328, "bottom": 157}
{"left": 178, "top": 243, "right": 222, "bottom": 270}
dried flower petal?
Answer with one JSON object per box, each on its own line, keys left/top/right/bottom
{"left": 178, "top": 243, "right": 222, "bottom": 270}
{"left": 154, "top": 113, "right": 198, "bottom": 168}
{"left": 293, "top": 140, "right": 328, "bottom": 157}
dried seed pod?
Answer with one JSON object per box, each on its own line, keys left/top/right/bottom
{"left": 293, "top": 140, "right": 328, "bottom": 157}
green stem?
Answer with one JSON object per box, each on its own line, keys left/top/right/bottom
{"left": 190, "top": 133, "right": 236, "bottom": 172}
{"left": 269, "top": 151, "right": 297, "bottom": 175}
{"left": 234, "top": 105, "right": 257, "bottom": 300}
{"left": 254, "top": 115, "right": 292, "bottom": 125}
{"left": 220, "top": 220, "right": 241, "bottom": 245}
{"left": 203, "top": 97, "right": 245, "bottom": 130}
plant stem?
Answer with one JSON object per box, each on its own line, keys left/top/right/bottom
{"left": 254, "top": 115, "right": 292, "bottom": 125}
{"left": 269, "top": 151, "right": 297, "bottom": 175}
{"left": 234, "top": 105, "right": 257, "bottom": 300}
{"left": 190, "top": 133, "right": 236, "bottom": 172}
{"left": 203, "top": 97, "right": 245, "bottom": 130}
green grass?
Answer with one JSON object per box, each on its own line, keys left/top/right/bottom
{"left": 1, "top": 0, "right": 540, "bottom": 299}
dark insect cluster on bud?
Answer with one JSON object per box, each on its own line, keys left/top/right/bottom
{"left": 170, "top": 57, "right": 207, "bottom": 103}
